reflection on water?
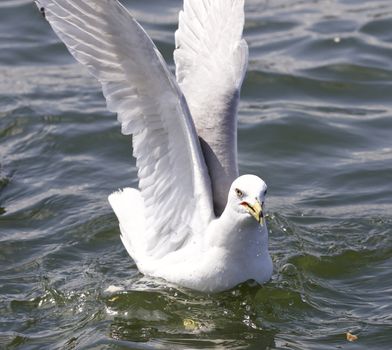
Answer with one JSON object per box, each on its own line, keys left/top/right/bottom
{"left": 1, "top": 0, "right": 392, "bottom": 349}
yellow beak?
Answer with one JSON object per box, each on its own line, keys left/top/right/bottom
{"left": 241, "top": 199, "right": 263, "bottom": 224}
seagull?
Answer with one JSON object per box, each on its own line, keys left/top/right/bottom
{"left": 36, "top": 0, "right": 273, "bottom": 293}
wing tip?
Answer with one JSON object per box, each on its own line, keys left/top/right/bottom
{"left": 35, "top": 1, "right": 46, "bottom": 18}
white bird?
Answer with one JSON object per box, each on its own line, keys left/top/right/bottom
{"left": 36, "top": 0, "right": 273, "bottom": 292}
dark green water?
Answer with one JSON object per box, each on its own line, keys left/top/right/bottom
{"left": 1, "top": 0, "right": 392, "bottom": 349}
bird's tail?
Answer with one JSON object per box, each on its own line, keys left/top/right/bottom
{"left": 108, "top": 187, "right": 146, "bottom": 265}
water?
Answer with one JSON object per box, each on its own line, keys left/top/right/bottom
{"left": 1, "top": 0, "right": 392, "bottom": 349}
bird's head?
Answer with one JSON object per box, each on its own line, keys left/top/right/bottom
{"left": 228, "top": 174, "right": 267, "bottom": 225}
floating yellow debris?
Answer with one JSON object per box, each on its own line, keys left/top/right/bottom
{"left": 346, "top": 332, "right": 358, "bottom": 342}
{"left": 183, "top": 318, "right": 198, "bottom": 331}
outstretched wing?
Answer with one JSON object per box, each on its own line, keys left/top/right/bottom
{"left": 37, "top": 0, "right": 214, "bottom": 256}
{"left": 173, "top": 0, "right": 249, "bottom": 215}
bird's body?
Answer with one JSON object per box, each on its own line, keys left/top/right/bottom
{"left": 37, "top": 0, "right": 273, "bottom": 292}
{"left": 110, "top": 176, "right": 272, "bottom": 292}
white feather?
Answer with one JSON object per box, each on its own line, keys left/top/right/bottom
{"left": 108, "top": 188, "right": 144, "bottom": 263}
{"left": 36, "top": 0, "right": 214, "bottom": 259}
{"left": 174, "top": 0, "right": 249, "bottom": 215}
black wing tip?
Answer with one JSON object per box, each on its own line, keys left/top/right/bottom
{"left": 35, "top": 1, "right": 46, "bottom": 19}
{"left": 40, "top": 6, "right": 46, "bottom": 18}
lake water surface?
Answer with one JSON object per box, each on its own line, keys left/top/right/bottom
{"left": 1, "top": 0, "right": 392, "bottom": 349}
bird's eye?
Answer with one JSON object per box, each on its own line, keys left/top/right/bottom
{"left": 235, "top": 188, "right": 243, "bottom": 198}
{"left": 264, "top": 189, "right": 267, "bottom": 196}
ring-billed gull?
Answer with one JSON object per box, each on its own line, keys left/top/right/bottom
{"left": 36, "top": 0, "right": 272, "bottom": 292}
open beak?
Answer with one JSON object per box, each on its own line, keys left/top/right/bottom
{"left": 241, "top": 199, "right": 263, "bottom": 225}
